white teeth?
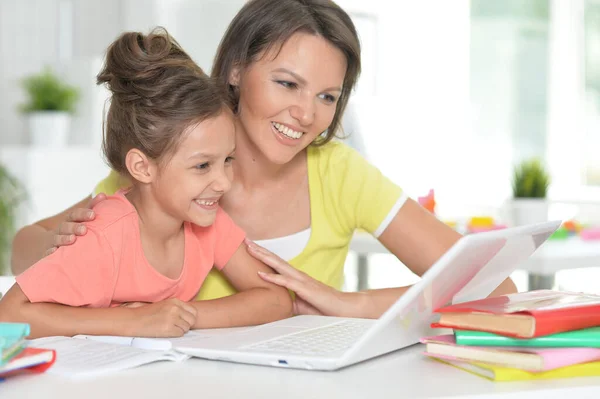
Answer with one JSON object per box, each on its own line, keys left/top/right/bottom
{"left": 272, "top": 122, "right": 303, "bottom": 139}
{"left": 195, "top": 199, "right": 217, "bottom": 206}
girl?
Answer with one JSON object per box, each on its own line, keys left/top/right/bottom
{"left": 0, "top": 28, "right": 292, "bottom": 338}
{"left": 11, "top": 0, "right": 516, "bottom": 319}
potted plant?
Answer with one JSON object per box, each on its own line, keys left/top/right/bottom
{"left": 20, "top": 67, "right": 80, "bottom": 147}
{"left": 0, "top": 164, "right": 25, "bottom": 275}
{"left": 510, "top": 158, "right": 551, "bottom": 226}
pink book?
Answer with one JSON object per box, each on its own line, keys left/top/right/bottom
{"left": 420, "top": 334, "right": 600, "bottom": 372}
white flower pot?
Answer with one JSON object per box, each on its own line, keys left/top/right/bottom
{"left": 27, "top": 111, "right": 71, "bottom": 147}
{"left": 510, "top": 198, "right": 549, "bottom": 226}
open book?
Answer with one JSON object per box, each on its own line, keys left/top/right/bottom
{"left": 30, "top": 327, "right": 253, "bottom": 379}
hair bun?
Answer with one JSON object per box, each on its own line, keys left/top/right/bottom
{"left": 97, "top": 27, "right": 197, "bottom": 102}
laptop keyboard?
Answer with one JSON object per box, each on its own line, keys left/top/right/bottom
{"left": 241, "top": 320, "right": 373, "bottom": 356}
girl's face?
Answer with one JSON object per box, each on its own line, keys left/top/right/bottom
{"left": 234, "top": 32, "right": 347, "bottom": 165}
{"left": 153, "top": 110, "right": 236, "bottom": 227}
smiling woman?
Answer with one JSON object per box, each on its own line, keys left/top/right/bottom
{"left": 10, "top": 0, "right": 516, "bottom": 321}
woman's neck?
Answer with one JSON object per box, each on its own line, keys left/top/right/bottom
{"left": 232, "top": 119, "right": 305, "bottom": 189}
{"left": 125, "top": 186, "right": 183, "bottom": 244}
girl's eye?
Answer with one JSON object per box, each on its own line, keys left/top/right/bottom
{"left": 320, "top": 93, "right": 337, "bottom": 104}
{"left": 276, "top": 80, "right": 298, "bottom": 89}
{"left": 195, "top": 162, "right": 210, "bottom": 170}
{"left": 225, "top": 156, "right": 235, "bottom": 164}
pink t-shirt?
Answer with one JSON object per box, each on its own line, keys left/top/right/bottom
{"left": 17, "top": 191, "right": 245, "bottom": 307}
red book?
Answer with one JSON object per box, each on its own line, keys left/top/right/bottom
{"left": 0, "top": 347, "right": 56, "bottom": 378}
{"left": 431, "top": 290, "right": 600, "bottom": 338}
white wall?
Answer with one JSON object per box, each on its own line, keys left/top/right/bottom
{"left": 0, "top": 0, "right": 244, "bottom": 147}
{"left": 0, "top": 0, "right": 245, "bottom": 230}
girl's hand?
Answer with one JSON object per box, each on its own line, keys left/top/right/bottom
{"left": 128, "top": 299, "right": 197, "bottom": 338}
{"left": 45, "top": 193, "right": 107, "bottom": 256}
{"left": 245, "top": 239, "right": 351, "bottom": 317}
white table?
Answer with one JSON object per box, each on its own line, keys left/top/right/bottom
{"left": 349, "top": 234, "right": 600, "bottom": 291}
{"left": 2, "top": 345, "right": 600, "bottom": 399}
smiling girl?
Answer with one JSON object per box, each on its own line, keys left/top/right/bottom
{"left": 0, "top": 28, "right": 292, "bottom": 338}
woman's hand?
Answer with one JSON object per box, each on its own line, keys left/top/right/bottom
{"left": 44, "top": 193, "right": 107, "bottom": 256}
{"left": 245, "top": 239, "right": 355, "bottom": 317}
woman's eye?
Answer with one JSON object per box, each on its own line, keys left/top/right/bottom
{"left": 225, "top": 156, "right": 235, "bottom": 164}
{"left": 320, "top": 93, "right": 337, "bottom": 104}
{"left": 195, "top": 163, "right": 210, "bottom": 170}
{"left": 276, "top": 80, "right": 298, "bottom": 89}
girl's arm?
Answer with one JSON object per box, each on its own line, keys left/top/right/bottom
{"left": 0, "top": 284, "right": 197, "bottom": 339}
{"left": 377, "top": 198, "right": 517, "bottom": 296}
{"left": 188, "top": 243, "right": 294, "bottom": 329}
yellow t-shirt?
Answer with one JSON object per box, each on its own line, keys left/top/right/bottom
{"left": 94, "top": 141, "right": 404, "bottom": 300}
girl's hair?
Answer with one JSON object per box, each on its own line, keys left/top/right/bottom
{"left": 211, "top": 0, "right": 361, "bottom": 146}
{"left": 97, "top": 27, "right": 229, "bottom": 175}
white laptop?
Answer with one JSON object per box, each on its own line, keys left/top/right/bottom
{"left": 174, "top": 221, "right": 560, "bottom": 371}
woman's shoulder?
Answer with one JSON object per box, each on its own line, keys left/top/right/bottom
{"left": 94, "top": 170, "right": 131, "bottom": 197}
{"left": 308, "top": 140, "right": 364, "bottom": 168}
{"left": 308, "top": 140, "right": 370, "bottom": 177}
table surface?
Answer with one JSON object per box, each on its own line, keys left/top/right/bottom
{"left": 350, "top": 234, "right": 600, "bottom": 275}
{"left": 2, "top": 345, "right": 600, "bottom": 399}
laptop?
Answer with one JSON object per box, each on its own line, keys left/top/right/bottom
{"left": 175, "top": 220, "right": 560, "bottom": 371}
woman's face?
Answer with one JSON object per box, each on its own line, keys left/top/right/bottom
{"left": 234, "top": 32, "right": 347, "bottom": 165}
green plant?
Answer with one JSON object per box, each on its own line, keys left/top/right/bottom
{"left": 0, "top": 164, "right": 25, "bottom": 275}
{"left": 20, "top": 67, "right": 79, "bottom": 113}
{"left": 512, "top": 158, "right": 551, "bottom": 198}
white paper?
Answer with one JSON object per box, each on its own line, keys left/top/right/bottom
{"left": 30, "top": 336, "right": 188, "bottom": 379}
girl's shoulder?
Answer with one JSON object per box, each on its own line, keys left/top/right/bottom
{"left": 87, "top": 192, "right": 136, "bottom": 232}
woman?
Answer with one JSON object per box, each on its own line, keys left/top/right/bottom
{"left": 11, "top": 0, "right": 516, "bottom": 318}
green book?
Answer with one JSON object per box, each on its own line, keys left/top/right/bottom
{"left": 0, "top": 323, "right": 29, "bottom": 341}
{"left": 454, "top": 327, "right": 600, "bottom": 348}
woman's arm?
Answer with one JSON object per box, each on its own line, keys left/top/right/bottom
{"left": 377, "top": 198, "right": 517, "bottom": 295}
{"left": 11, "top": 194, "right": 105, "bottom": 275}
{"left": 188, "top": 243, "right": 293, "bottom": 329}
{"left": 0, "top": 284, "right": 197, "bottom": 339}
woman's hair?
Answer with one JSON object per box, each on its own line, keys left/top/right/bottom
{"left": 211, "top": 0, "right": 361, "bottom": 146}
{"left": 97, "top": 27, "right": 229, "bottom": 175}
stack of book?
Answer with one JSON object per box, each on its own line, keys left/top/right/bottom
{"left": 422, "top": 290, "right": 600, "bottom": 381}
{"left": 0, "top": 323, "right": 55, "bottom": 380}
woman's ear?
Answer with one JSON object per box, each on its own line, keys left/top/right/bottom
{"left": 125, "top": 149, "right": 156, "bottom": 184}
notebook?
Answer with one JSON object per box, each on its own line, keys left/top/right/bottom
{"left": 0, "top": 347, "right": 56, "bottom": 378}
{"left": 432, "top": 290, "right": 600, "bottom": 338}
{"left": 421, "top": 334, "right": 600, "bottom": 371}
{"left": 1, "top": 323, "right": 30, "bottom": 365}
{"left": 29, "top": 327, "right": 252, "bottom": 379}
{"left": 434, "top": 357, "right": 600, "bottom": 382}
{"left": 454, "top": 327, "right": 600, "bottom": 347}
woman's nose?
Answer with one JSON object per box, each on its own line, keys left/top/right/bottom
{"left": 289, "top": 95, "right": 315, "bottom": 127}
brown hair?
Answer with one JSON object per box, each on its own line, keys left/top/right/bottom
{"left": 211, "top": 0, "right": 361, "bottom": 146}
{"left": 97, "top": 27, "right": 229, "bottom": 175}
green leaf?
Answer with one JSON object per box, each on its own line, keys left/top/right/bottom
{"left": 0, "top": 164, "right": 26, "bottom": 275}
{"left": 511, "top": 158, "right": 550, "bottom": 198}
{"left": 19, "top": 67, "right": 80, "bottom": 114}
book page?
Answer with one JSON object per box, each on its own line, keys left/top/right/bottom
{"left": 71, "top": 326, "right": 257, "bottom": 353}
{"left": 30, "top": 336, "right": 189, "bottom": 379}
{"left": 74, "top": 335, "right": 173, "bottom": 351}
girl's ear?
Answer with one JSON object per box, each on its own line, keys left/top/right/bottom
{"left": 125, "top": 149, "right": 157, "bottom": 184}
{"left": 229, "top": 66, "right": 241, "bottom": 86}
